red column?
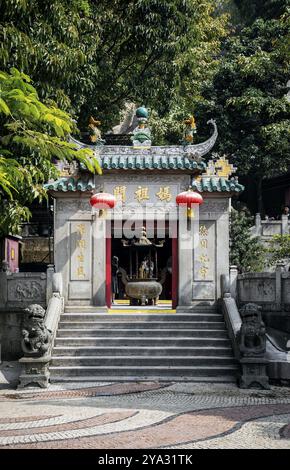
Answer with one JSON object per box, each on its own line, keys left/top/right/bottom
{"left": 172, "top": 236, "right": 178, "bottom": 309}
{"left": 105, "top": 222, "right": 112, "bottom": 308}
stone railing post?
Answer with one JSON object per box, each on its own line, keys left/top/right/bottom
{"left": 229, "top": 265, "right": 238, "bottom": 300}
{"left": 0, "top": 270, "right": 8, "bottom": 308}
{"left": 52, "top": 272, "right": 63, "bottom": 297}
{"left": 281, "top": 215, "right": 288, "bottom": 235}
{"left": 220, "top": 274, "right": 231, "bottom": 299}
{"left": 275, "top": 262, "right": 285, "bottom": 310}
{"left": 46, "top": 264, "right": 55, "bottom": 306}
{"left": 255, "top": 213, "right": 261, "bottom": 236}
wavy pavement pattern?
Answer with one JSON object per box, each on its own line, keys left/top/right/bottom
{"left": 0, "top": 404, "right": 289, "bottom": 449}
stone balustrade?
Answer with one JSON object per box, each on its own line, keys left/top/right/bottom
{"left": 18, "top": 284, "right": 64, "bottom": 388}
{"left": 236, "top": 266, "right": 290, "bottom": 312}
{"left": 251, "top": 214, "right": 290, "bottom": 246}
{"left": 0, "top": 265, "right": 55, "bottom": 311}
{"left": 221, "top": 269, "right": 290, "bottom": 384}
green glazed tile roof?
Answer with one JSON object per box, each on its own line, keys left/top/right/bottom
{"left": 44, "top": 176, "right": 95, "bottom": 192}
{"left": 99, "top": 153, "right": 207, "bottom": 171}
{"left": 191, "top": 177, "right": 244, "bottom": 193}
{"left": 69, "top": 139, "right": 208, "bottom": 172}
{"left": 45, "top": 175, "right": 243, "bottom": 193}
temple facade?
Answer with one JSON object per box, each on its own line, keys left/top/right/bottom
{"left": 45, "top": 117, "right": 244, "bottom": 312}
{"left": 9, "top": 110, "right": 289, "bottom": 387}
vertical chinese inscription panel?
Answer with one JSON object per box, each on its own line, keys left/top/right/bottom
{"left": 70, "top": 221, "right": 92, "bottom": 281}
{"left": 194, "top": 221, "right": 215, "bottom": 282}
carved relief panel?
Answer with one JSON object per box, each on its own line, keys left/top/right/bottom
{"left": 7, "top": 274, "right": 46, "bottom": 303}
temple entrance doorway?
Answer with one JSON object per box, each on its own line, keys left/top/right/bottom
{"left": 106, "top": 222, "right": 177, "bottom": 310}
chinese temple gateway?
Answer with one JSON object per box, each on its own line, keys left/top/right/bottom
{"left": 43, "top": 110, "right": 245, "bottom": 382}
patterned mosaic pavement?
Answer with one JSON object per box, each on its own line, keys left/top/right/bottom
{"left": 0, "top": 381, "right": 290, "bottom": 449}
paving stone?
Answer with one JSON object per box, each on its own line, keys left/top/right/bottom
{"left": 0, "top": 381, "right": 289, "bottom": 449}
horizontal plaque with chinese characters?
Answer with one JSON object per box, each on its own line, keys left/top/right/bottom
{"left": 105, "top": 183, "right": 180, "bottom": 207}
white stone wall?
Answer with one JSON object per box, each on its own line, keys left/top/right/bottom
{"left": 53, "top": 177, "right": 231, "bottom": 308}
{"left": 54, "top": 197, "right": 106, "bottom": 306}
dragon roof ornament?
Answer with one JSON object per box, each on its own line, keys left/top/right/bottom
{"left": 183, "top": 119, "right": 218, "bottom": 159}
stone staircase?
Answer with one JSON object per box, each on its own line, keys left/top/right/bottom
{"left": 50, "top": 309, "right": 239, "bottom": 382}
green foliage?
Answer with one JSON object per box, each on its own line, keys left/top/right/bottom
{"left": 0, "top": 200, "right": 31, "bottom": 237}
{"left": 0, "top": 154, "right": 22, "bottom": 198}
{"left": 0, "top": 68, "right": 101, "bottom": 236}
{"left": 150, "top": 108, "right": 185, "bottom": 145}
{"left": 230, "top": 208, "right": 266, "bottom": 272}
{"left": 148, "top": 2, "right": 229, "bottom": 143}
{"left": 233, "top": 0, "right": 289, "bottom": 24}
{"left": 0, "top": 0, "right": 229, "bottom": 130}
{"left": 268, "top": 234, "right": 290, "bottom": 265}
{"left": 196, "top": 3, "right": 290, "bottom": 212}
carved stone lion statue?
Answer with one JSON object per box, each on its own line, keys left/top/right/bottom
{"left": 21, "top": 304, "right": 52, "bottom": 357}
{"left": 237, "top": 303, "right": 266, "bottom": 357}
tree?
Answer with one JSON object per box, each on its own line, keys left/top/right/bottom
{"left": 0, "top": 68, "right": 100, "bottom": 236}
{"left": 145, "top": 1, "right": 230, "bottom": 144}
{"left": 0, "top": 0, "right": 229, "bottom": 131}
{"left": 230, "top": 207, "right": 265, "bottom": 272}
{"left": 268, "top": 234, "right": 290, "bottom": 265}
{"left": 233, "top": 0, "right": 289, "bottom": 24}
{"left": 196, "top": 3, "right": 290, "bottom": 214}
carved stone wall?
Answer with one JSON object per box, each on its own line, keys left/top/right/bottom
{"left": 0, "top": 272, "right": 47, "bottom": 310}
{"left": 237, "top": 272, "right": 290, "bottom": 311}
{"left": 200, "top": 199, "right": 229, "bottom": 214}
{"left": 238, "top": 276, "right": 276, "bottom": 304}
{"left": 57, "top": 199, "right": 91, "bottom": 214}
{"left": 0, "top": 272, "right": 47, "bottom": 360}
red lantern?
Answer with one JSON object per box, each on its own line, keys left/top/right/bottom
{"left": 90, "top": 192, "right": 116, "bottom": 216}
{"left": 176, "top": 190, "right": 203, "bottom": 218}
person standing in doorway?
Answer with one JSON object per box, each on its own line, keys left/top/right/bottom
{"left": 112, "top": 256, "right": 119, "bottom": 304}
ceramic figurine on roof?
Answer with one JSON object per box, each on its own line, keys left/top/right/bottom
{"left": 88, "top": 116, "right": 106, "bottom": 146}
{"left": 131, "top": 106, "right": 152, "bottom": 149}
{"left": 182, "top": 115, "right": 197, "bottom": 146}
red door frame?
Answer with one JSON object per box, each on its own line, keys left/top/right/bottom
{"left": 106, "top": 221, "right": 112, "bottom": 308}
{"left": 106, "top": 221, "right": 178, "bottom": 309}
{"left": 172, "top": 236, "right": 178, "bottom": 309}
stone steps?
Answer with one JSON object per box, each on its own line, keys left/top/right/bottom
{"left": 51, "top": 356, "right": 235, "bottom": 372}
{"left": 51, "top": 355, "right": 236, "bottom": 367}
{"left": 50, "top": 375, "right": 236, "bottom": 383}
{"left": 50, "top": 365, "right": 238, "bottom": 379}
{"left": 53, "top": 346, "right": 233, "bottom": 357}
{"left": 61, "top": 313, "right": 223, "bottom": 322}
{"left": 64, "top": 306, "right": 217, "bottom": 313}
{"left": 50, "top": 311, "right": 238, "bottom": 383}
{"left": 57, "top": 321, "right": 225, "bottom": 330}
{"left": 54, "top": 336, "right": 232, "bottom": 347}
{"left": 56, "top": 328, "right": 228, "bottom": 338}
